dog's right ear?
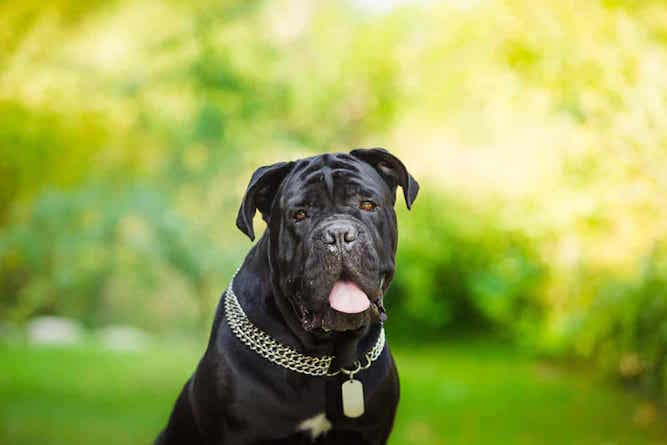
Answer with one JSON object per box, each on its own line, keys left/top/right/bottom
{"left": 236, "top": 161, "right": 294, "bottom": 241}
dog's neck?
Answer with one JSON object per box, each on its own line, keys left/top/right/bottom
{"left": 232, "top": 232, "right": 377, "bottom": 364}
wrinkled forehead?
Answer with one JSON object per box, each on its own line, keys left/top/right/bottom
{"left": 280, "top": 153, "right": 390, "bottom": 206}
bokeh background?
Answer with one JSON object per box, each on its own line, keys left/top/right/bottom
{"left": 1, "top": 0, "right": 666, "bottom": 444}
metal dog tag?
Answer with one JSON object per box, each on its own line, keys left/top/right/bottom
{"left": 341, "top": 379, "right": 364, "bottom": 418}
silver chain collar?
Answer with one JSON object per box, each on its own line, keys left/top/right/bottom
{"left": 224, "top": 269, "right": 385, "bottom": 377}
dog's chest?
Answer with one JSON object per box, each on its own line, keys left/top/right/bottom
{"left": 297, "top": 412, "right": 332, "bottom": 440}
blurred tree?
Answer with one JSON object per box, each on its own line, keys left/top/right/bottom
{"left": 0, "top": 0, "right": 665, "bottom": 401}
{"left": 388, "top": 193, "right": 545, "bottom": 341}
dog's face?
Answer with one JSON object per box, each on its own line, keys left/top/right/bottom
{"left": 236, "top": 149, "right": 418, "bottom": 334}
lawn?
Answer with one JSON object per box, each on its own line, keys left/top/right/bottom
{"left": 1, "top": 339, "right": 664, "bottom": 445}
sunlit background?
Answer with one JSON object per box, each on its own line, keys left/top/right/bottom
{"left": 1, "top": 0, "right": 666, "bottom": 444}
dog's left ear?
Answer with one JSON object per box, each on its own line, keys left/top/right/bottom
{"left": 350, "top": 147, "right": 419, "bottom": 209}
{"left": 236, "top": 161, "right": 294, "bottom": 241}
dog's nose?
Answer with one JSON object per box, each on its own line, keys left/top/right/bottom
{"left": 324, "top": 223, "right": 357, "bottom": 246}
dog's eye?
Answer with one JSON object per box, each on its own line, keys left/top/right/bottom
{"left": 294, "top": 209, "right": 307, "bottom": 221}
{"left": 359, "top": 200, "right": 377, "bottom": 212}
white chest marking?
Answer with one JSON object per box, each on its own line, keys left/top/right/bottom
{"left": 297, "top": 412, "right": 332, "bottom": 440}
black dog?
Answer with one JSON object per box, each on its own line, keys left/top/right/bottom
{"left": 156, "top": 148, "right": 418, "bottom": 444}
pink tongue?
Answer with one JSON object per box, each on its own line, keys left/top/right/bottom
{"left": 328, "top": 281, "right": 370, "bottom": 313}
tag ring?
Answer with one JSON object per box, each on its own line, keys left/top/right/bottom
{"left": 339, "top": 361, "right": 362, "bottom": 379}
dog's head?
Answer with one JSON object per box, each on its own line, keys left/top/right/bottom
{"left": 236, "top": 148, "right": 418, "bottom": 334}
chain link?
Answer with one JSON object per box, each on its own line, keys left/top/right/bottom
{"left": 224, "top": 268, "right": 385, "bottom": 377}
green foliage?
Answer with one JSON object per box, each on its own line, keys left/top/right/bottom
{"left": 387, "top": 193, "right": 545, "bottom": 341}
{"left": 0, "top": 185, "right": 232, "bottom": 332}
{"left": 579, "top": 247, "right": 667, "bottom": 401}
{"left": 0, "top": 101, "right": 107, "bottom": 223}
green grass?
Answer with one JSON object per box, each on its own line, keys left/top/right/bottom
{"left": 0, "top": 340, "right": 664, "bottom": 445}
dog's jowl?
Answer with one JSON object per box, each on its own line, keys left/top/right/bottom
{"left": 156, "top": 148, "right": 419, "bottom": 445}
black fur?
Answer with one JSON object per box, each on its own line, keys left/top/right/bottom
{"left": 157, "top": 149, "right": 418, "bottom": 444}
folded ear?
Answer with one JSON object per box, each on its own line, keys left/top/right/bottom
{"left": 350, "top": 147, "right": 419, "bottom": 209}
{"left": 236, "top": 161, "right": 294, "bottom": 241}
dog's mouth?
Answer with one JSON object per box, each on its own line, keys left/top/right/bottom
{"left": 298, "top": 275, "right": 387, "bottom": 334}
